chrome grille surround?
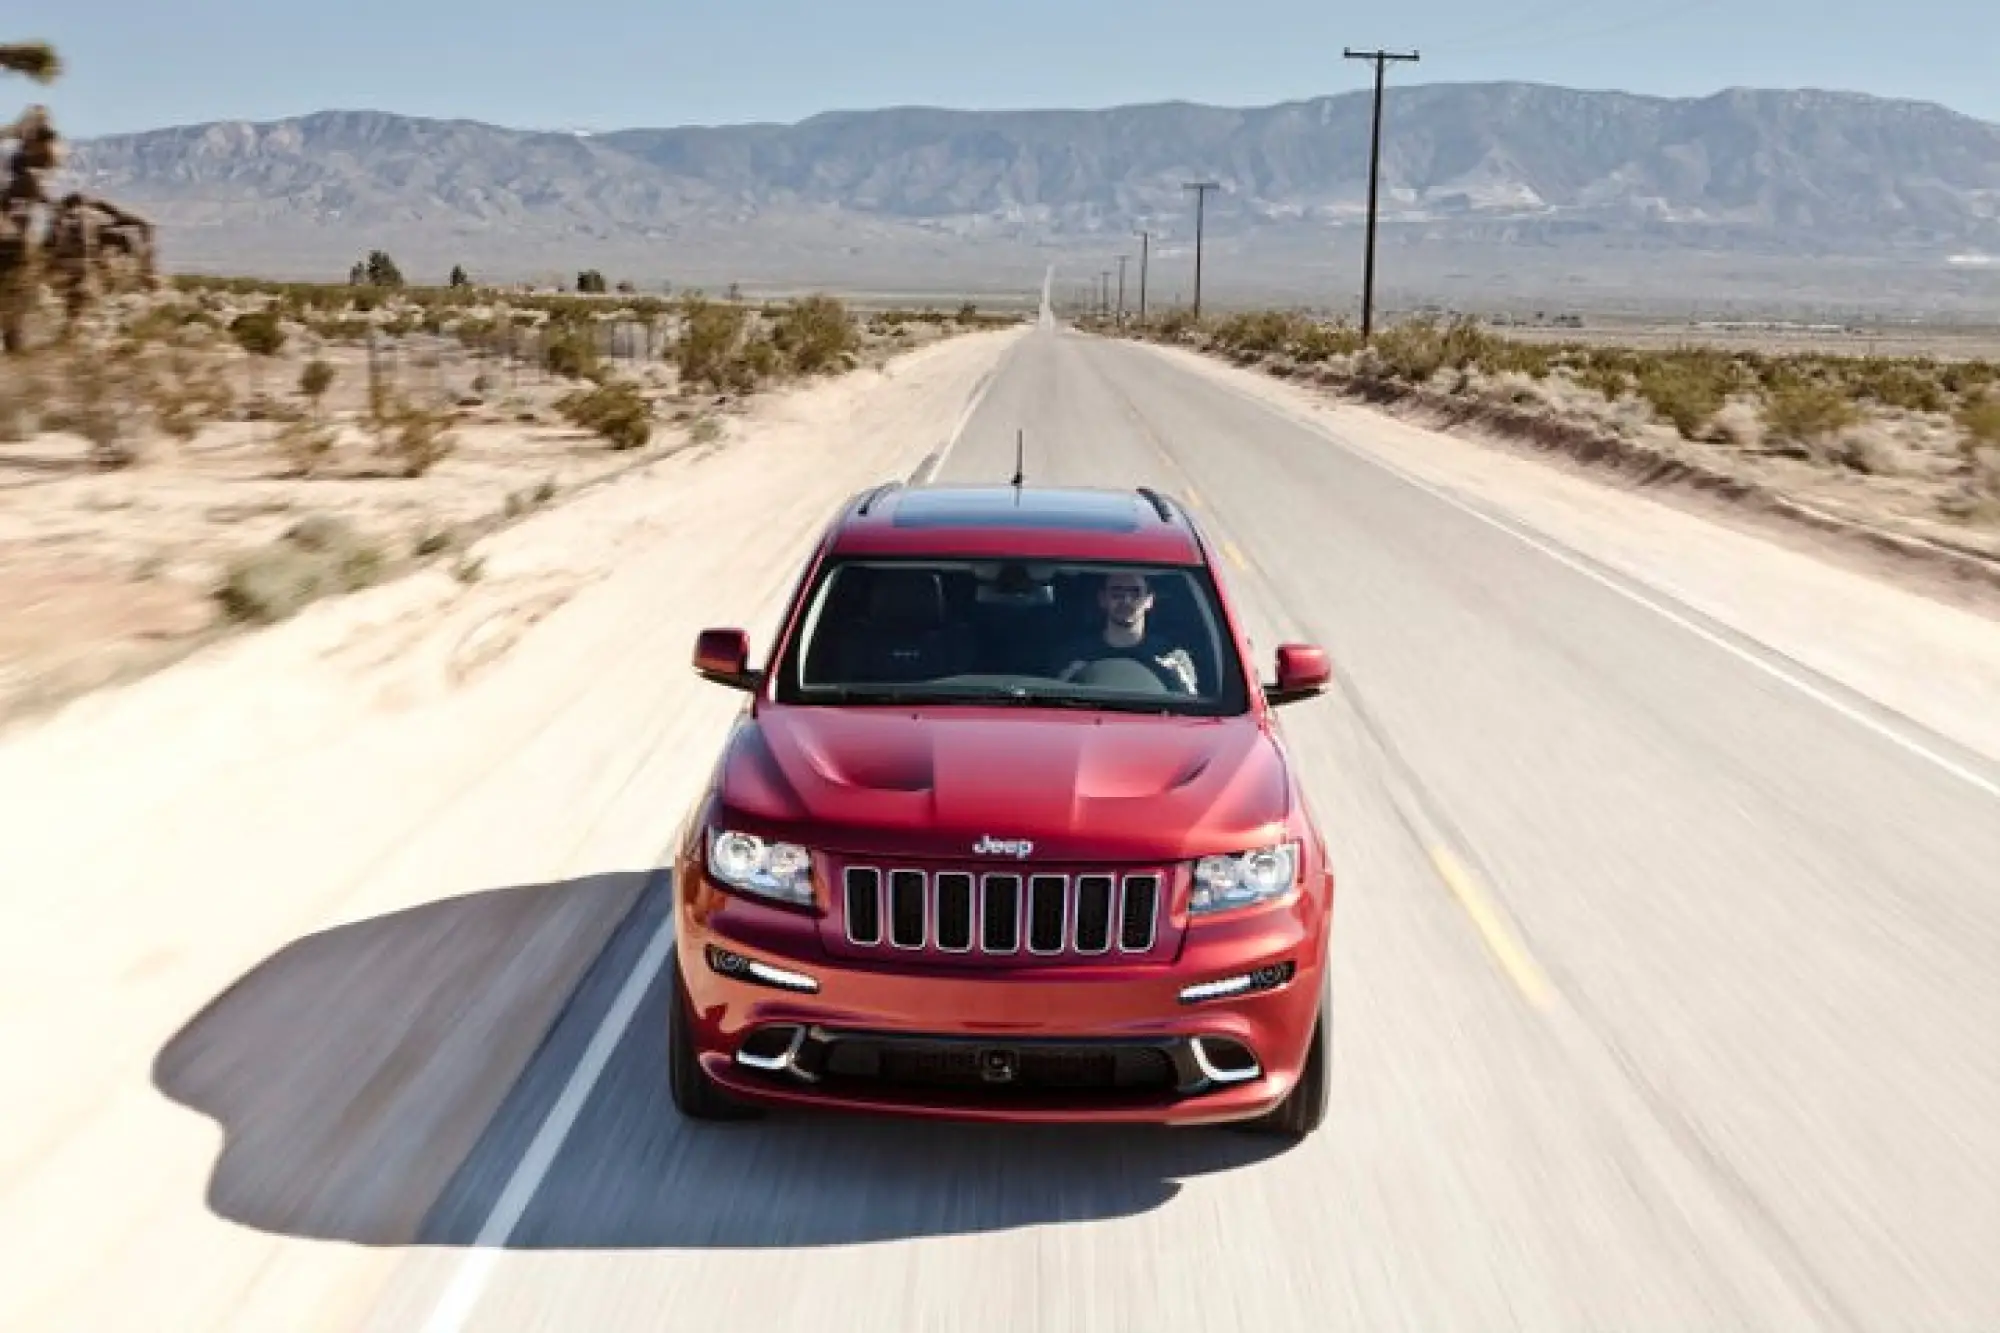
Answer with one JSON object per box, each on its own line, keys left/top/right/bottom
{"left": 839, "top": 862, "right": 1165, "bottom": 960}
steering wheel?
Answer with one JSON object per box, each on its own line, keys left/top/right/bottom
{"left": 1069, "top": 656, "right": 1171, "bottom": 694}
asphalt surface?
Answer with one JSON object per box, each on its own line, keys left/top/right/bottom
{"left": 365, "top": 323, "right": 2000, "bottom": 1332}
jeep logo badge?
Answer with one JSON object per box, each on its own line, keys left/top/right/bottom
{"left": 978, "top": 1048, "right": 1019, "bottom": 1084}
{"left": 973, "top": 835, "right": 1034, "bottom": 858}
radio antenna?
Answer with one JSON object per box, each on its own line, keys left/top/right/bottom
{"left": 1010, "top": 428, "right": 1025, "bottom": 489}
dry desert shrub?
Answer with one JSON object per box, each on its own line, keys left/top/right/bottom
{"left": 0, "top": 352, "right": 52, "bottom": 438}
{"left": 373, "top": 395, "right": 456, "bottom": 477}
{"left": 214, "top": 513, "right": 386, "bottom": 624}
{"left": 1762, "top": 380, "right": 1863, "bottom": 456}
{"left": 1957, "top": 394, "right": 2000, "bottom": 500}
{"left": 555, "top": 378, "right": 652, "bottom": 450}
{"left": 275, "top": 415, "right": 340, "bottom": 477}
{"left": 769, "top": 294, "right": 859, "bottom": 373}
{"left": 143, "top": 342, "right": 236, "bottom": 441}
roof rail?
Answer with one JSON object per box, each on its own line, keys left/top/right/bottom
{"left": 1135, "top": 485, "right": 1175, "bottom": 523}
{"left": 855, "top": 481, "right": 903, "bottom": 516}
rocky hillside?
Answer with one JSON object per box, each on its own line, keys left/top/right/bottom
{"left": 56, "top": 82, "right": 2000, "bottom": 285}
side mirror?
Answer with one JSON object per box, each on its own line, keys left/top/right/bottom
{"left": 693, "top": 627, "right": 760, "bottom": 691}
{"left": 1265, "top": 642, "right": 1331, "bottom": 706}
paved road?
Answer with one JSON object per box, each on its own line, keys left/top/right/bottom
{"left": 366, "top": 323, "right": 2000, "bottom": 1331}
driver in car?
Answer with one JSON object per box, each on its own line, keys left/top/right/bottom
{"left": 1055, "top": 570, "right": 1199, "bottom": 693}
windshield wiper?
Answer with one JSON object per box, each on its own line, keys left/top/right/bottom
{"left": 981, "top": 692, "right": 1166, "bottom": 712}
{"left": 806, "top": 683, "right": 1183, "bottom": 712}
{"left": 808, "top": 686, "right": 956, "bottom": 705}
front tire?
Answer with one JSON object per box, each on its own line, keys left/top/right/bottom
{"left": 668, "top": 954, "right": 760, "bottom": 1122}
{"left": 1238, "top": 985, "right": 1330, "bottom": 1139}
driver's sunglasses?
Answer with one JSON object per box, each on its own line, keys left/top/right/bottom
{"left": 1105, "top": 585, "right": 1147, "bottom": 600}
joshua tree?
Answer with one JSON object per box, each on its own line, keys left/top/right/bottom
{"left": 1, "top": 41, "right": 157, "bottom": 353}
{"left": 44, "top": 191, "right": 157, "bottom": 325}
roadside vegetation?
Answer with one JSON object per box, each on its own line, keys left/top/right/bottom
{"left": 1091, "top": 307, "right": 2000, "bottom": 560}
{"left": 0, "top": 252, "right": 1020, "bottom": 724}
{"left": 4, "top": 39, "right": 1033, "bottom": 723}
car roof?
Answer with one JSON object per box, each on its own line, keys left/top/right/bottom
{"left": 827, "top": 483, "right": 1209, "bottom": 565}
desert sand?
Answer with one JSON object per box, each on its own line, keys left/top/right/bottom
{"left": 0, "top": 322, "right": 1025, "bottom": 1331}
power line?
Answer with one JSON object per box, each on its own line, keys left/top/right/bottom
{"left": 1343, "top": 47, "right": 1419, "bottom": 341}
{"left": 1183, "top": 181, "right": 1220, "bottom": 318}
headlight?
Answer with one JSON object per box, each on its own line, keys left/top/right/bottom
{"left": 1189, "top": 842, "right": 1299, "bottom": 915}
{"left": 706, "top": 828, "right": 815, "bottom": 907}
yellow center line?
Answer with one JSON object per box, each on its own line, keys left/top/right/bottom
{"left": 1123, "top": 372, "right": 1551, "bottom": 1014}
{"left": 1428, "top": 847, "right": 1556, "bottom": 1010}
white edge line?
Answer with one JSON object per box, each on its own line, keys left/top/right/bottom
{"left": 926, "top": 367, "right": 999, "bottom": 485}
{"left": 418, "top": 906, "right": 679, "bottom": 1333}
{"left": 929, "top": 295, "right": 1037, "bottom": 485}
{"left": 1146, "top": 346, "right": 2000, "bottom": 803}
{"left": 415, "top": 319, "right": 1011, "bottom": 1328}
{"left": 1364, "top": 447, "right": 1999, "bottom": 800}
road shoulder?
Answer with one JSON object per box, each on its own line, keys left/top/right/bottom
{"left": 1132, "top": 337, "right": 2000, "bottom": 770}
{"left": 0, "top": 325, "right": 1026, "bottom": 1333}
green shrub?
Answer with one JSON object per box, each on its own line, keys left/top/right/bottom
{"left": 770, "top": 294, "right": 857, "bottom": 374}
{"left": 1956, "top": 393, "right": 2000, "bottom": 449}
{"left": 541, "top": 319, "right": 603, "bottom": 380}
{"left": 676, "top": 297, "right": 749, "bottom": 392}
{"left": 1764, "top": 381, "right": 1861, "bottom": 448}
{"left": 1634, "top": 360, "right": 1731, "bottom": 438}
{"left": 228, "top": 309, "right": 286, "bottom": 356}
{"left": 215, "top": 515, "right": 386, "bottom": 624}
{"left": 556, "top": 380, "right": 652, "bottom": 450}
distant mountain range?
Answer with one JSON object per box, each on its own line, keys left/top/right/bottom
{"left": 56, "top": 82, "right": 2000, "bottom": 311}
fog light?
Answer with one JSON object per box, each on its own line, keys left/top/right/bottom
{"left": 705, "top": 944, "right": 820, "bottom": 994}
{"left": 1177, "top": 960, "right": 1295, "bottom": 1004}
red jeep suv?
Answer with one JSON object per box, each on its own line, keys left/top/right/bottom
{"left": 671, "top": 482, "right": 1337, "bottom": 1137}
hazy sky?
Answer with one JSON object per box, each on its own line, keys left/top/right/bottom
{"left": 30, "top": 0, "right": 2000, "bottom": 137}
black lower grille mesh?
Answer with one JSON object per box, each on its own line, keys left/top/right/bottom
{"left": 820, "top": 1036, "right": 1178, "bottom": 1096}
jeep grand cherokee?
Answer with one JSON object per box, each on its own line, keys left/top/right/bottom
{"left": 670, "top": 481, "right": 1337, "bottom": 1137}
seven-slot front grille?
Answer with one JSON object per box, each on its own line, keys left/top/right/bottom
{"left": 842, "top": 864, "right": 1162, "bottom": 958}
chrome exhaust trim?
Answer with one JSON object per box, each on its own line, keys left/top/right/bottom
{"left": 735, "top": 1024, "right": 819, "bottom": 1082}
{"left": 1188, "top": 1035, "right": 1262, "bottom": 1086}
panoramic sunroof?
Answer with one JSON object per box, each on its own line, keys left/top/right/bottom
{"left": 888, "top": 488, "right": 1143, "bottom": 531}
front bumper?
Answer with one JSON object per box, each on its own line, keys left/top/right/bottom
{"left": 675, "top": 875, "right": 1329, "bottom": 1126}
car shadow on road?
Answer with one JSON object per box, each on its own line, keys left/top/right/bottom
{"left": 154, "top": 868, "right": 1295, "bottom": 1252}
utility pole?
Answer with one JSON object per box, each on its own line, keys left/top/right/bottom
{"left": 1183, "top": 181, "right": 1219, "bottom": 319}
{"left": 1100, "top": 270, "right": 1111, "bottom": 317}
{"left": 1134, "top": 229, "right": 1150, "bottom": 320}
{"left": 1116, "top": 254, "right": 1128, "bottom": 323}
{"left": 1343, "top": 47, "right": 1419, "bottom": 342}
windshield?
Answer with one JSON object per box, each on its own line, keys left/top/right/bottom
{"left": 772, "top": 556, "right": 1250, "bottom": 715}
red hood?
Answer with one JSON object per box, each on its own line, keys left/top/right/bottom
{"left": 709, "top": 704, "right": 1294, "bottom": 863}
